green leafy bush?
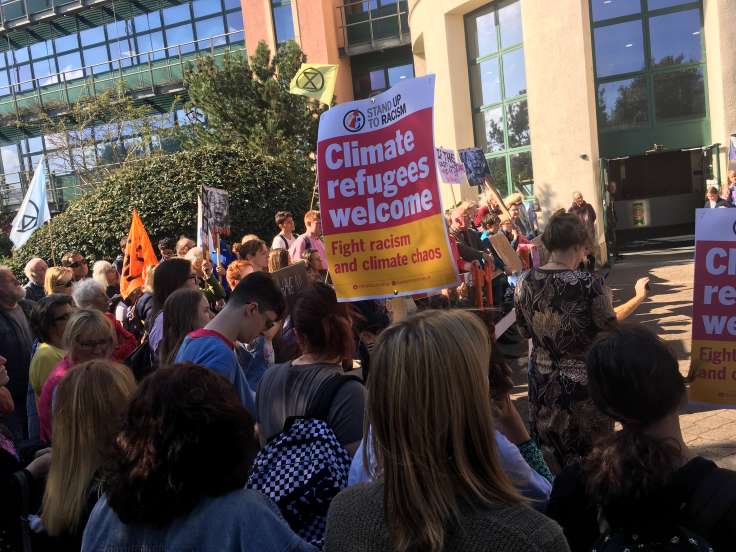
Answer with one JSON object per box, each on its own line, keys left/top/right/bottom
{"left": 3, "top": 144, "right": 312, "bottom": 276}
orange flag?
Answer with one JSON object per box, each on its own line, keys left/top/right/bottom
{"left": 120, "top": 209, "right": 158, "bottom": 299}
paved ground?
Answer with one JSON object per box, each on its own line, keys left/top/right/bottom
{"left": 507, "top": 236, "right": 736, "bottom": 469}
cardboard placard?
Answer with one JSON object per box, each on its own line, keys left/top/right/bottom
{"left": 270, "top": 261, "right": 310, "bottom": 311}
{"left": 489, "top": 233, "right": 523, "bottom": 274}
{"left": 458, "top": 147, "right": 490, "bottom": 187}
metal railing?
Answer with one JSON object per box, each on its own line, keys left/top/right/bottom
{"left": 0, "top": 31, "right": 245, "bottom": 211}
{"left": 0, "top": 30, "right": 245, "bottom": 122}
{"left": 336, "top": 0, "right": 409, "bottom": 55}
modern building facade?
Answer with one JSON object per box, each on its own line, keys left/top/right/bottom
{"left": 246, "top": 0, "right": 735, "bottom": 246}
{"left": 0, "top": 0, "right": 245, "bottom": 212}
{"left": 411, "top": 0, "right": 735, "bottom": 244}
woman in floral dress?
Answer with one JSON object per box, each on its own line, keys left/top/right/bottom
{"left": 514, "top": 210, "right": 647, "bottom": 472}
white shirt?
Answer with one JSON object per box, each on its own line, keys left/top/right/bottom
{"left": 271, "top": 233, "right": 297, "bottom": 250}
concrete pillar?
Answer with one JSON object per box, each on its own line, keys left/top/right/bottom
{"left": 704, "top": 0, "right": 736, "bottom": 184}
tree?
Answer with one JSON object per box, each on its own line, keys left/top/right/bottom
{"left": 4, "top": 144, "right": 312, "bottom": 276}
{"left": 38, "top": 82, "right": 163, "bottom": 188}
{"left": 175, "top": 40, "right": 324, "bottom": 160}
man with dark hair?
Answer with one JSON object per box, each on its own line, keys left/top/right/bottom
{"left": 29, "top": 294, "right": 74, "bottom": 402}
{"left": 0, "top": 266, "right": 34, "bottom": 439}
{"left": 61, "top": 251, "right": 89, "bottom": 282}
{"left": 271, "top": 211, "right": 298, "bottom": 251}
{"left": 158, "top": 237, "right": 176, "bottom": 262}
{"left": 568, "top": 191, "right": 597, "bottom": 271}
{"left": 175, "top": 272, "right": 286, "bottom": 413}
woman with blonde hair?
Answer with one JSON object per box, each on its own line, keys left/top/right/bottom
{"left": 324, "top": 310, "right": 568, "bottom": 552}
{"left": 45, "top": 266, "right": 74, "bottom": 295}
{"left": 184, "top": 247, "right": 226, "bottom": 310}
{"left": 268, "top": 249, "right": 290, "bottom": 273}
{"left": 38, "top": 309, "right": 117, "bottom": 443}
{"left": 41, "top": 360, "right": 136, "bottom": 550}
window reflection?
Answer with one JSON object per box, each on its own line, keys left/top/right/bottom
{"left": 272, "top": 1, "right": 295, "bottom": 44}
{"left": 487, "top": 156, "right": 508, "bottom": 191}
{"left": 649, "top": 9, "right": 702, "bottom": 67}
{"left": 506, "top": 100, "right": 529, "bottom": 148}
{"left": 648, "top": 0, "right": 692, "bottom": 9}
{"left": 653, "top": 67, "right": 706, "bottom": 120}
{"left": 387, "top": 64, "right": 413, "bottom": 86}
{"left": 597, "top": 78, "right": 648, "bottom": 128}
{"left": 498, "top": 1, "right": 522, "bottom": 48}
{"left": 594, "top": 20, "right": 645, "bottom": 77}
{"left": 510, "top": 151, "right": 533, "bottom": 196}
{"left": 502, "top": 48, "right": 526, "bottom": 98}
{"left": 467, "top": 10, "right": 496, "bottom": 59}
{"left": 591, "top": 0, "right": 640, "bottom": 22}
{"left": 479, "top": 107, "right": 504, "bottom": 153}
{"left": 470, "top": 58, "right": 501, "bottom": 108}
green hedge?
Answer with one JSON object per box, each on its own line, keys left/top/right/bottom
{"left": 4, "top": 145, "right": 312, "bottom": 276}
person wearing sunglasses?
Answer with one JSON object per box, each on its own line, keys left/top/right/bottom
{"left": 61, "top": 251, "right": 89, "bottom": 282}
{"left": 175, "top": 272, "right": 285, "bottom": 415}
{"left": 44, "top": 267, "right": 74, "bottom": 296}
{"left": 29, "top": 294, "right": 75, "bottom": 406}
{"left": 38, "top": 309, "right": 116, "bottom": 444}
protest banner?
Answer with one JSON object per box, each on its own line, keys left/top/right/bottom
{"left": 489, "top": 233, "right": 523, "bottom": 274}
{"left": 435, "top": 147, "right": 464, "bottom": 184}
{"left": 316, "top": 74, "right": 459, "bottom": 301}
{"left": 270, "top": 261, "right": 310, "bottom": 311}
{"left": 121, "top": 209, "right": 158, "bottom": 299}
{"left": 459, "top": 147, "right": 490, "bottom": 188}
{"left": 688, "top": 208, "right": 736, "bottom": 407}
{"left": 198, "top": 186, "right": 230, "bottom": 266}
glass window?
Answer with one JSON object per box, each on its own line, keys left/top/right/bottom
{"left": 506, "top": 99, "right": 529, "bottom": 148}
{"left": 83, "top": 45, "right": 110, "bottom": 74}
{"left": 227, "top": 11, "right": 244, "bottom": 32}
{"left": 163, "top": 4, "right": 191, "bottom": 25}
{"left": 0, "top": 70, "right": 10, "bottom": 96}
{"left": 648, "top": 0, "right": 692, "bottom": 9}
{"left": 134, "top": 11, "right": 162, "bottom": 32}
{"left": 80, "top": 25, "right": 106, "bottom": 46}
{"left": 591, "top": 0, "right": 641, "bottom": 22}
{"left": 12, "top": 64, "right": 33, "bottom": 91}
{"left": 27, "top": 137, "right": 43, "bottom": 153}
{"left": 106, "top": 21, "right": 130, "bottom": 40}
{"left": 369, "top": 69, "right": 386, "bottom": 91}
{"left": 12, "top": 47, "right": 29, "bottom": 64}
{"left": 510, "top": 151, "right": 533, "bottom": 195}
{"left": 193, "top": 0, "right": 221, "bottom": 18}
{"left": 487, "top": 156, "right": 508, "bottom": 192}
{"left": 502, "top": 47, "right": 526, "bottom": 98}
{"left": 387, "top": 64, "right": 413, "bottom": 86}
{"left": 475, "top": 107, "right": 504, "bottom": 153}
{"left": 653, "top": 66, "right": 705, "bottom": 120}
{"left": 470, "top": 58, "right": 501, "bottom": 108}
{"left": 597, "top": 77, "right": 648, "bottom": 128}
{"left": 498, "top": 1, "right": 522, "bottom": 49}
{"left": 137, "top": 32, "right": 166, "bottom": 61}
{"left": 224, "top": 0, "right": 241, "bottom": 9}
{"left": 33, "top": 59, "right": 57, "bottom": 86}
{"left": 594, "top": 20, "right": 645, "bottom": 77}
{"left": 195, "top": 16, "right": 227, "bottom": 48}
{"left": 1, "top": 145, "right": 20, "bottom": 176}
{"left": 467, "top": 9, "right": 496, "bottom": 59}
{"left": 57, "top": 52, "right": 83, "bottom": 81}
{"left": 273, "top": 2, "right": 295, "bottom": 44}
{"left": 166, "top": 24, "right": 196, "bottom": 55}
{"left": 30, "top": 40, "right": 53, "bottom": 59}
{"left": 53, "top": 34, "right": 78, "bottom": 54}
{"left": 649, "top": 9, "right": 702, "bottom": 67}
{"left": 108, "top": 40, "right": 135, "bottom": 67}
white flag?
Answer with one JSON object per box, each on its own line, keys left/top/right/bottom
{"left": 10, "top": 155, "right": 51, "bottom": 249}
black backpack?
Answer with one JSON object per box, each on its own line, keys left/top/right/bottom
{"left": 592, "top": 461, "right": 736, "bottom": 552}
{"left": 247, "top": 374, "right": 360, "bottom": 548}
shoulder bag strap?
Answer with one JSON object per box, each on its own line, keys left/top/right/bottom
{"left": 306, "top": 374, "right": 362, "bottom": 422}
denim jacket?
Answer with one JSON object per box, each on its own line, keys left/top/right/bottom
{"left": 81, "top": 489, "right": 316, "bottom": 552}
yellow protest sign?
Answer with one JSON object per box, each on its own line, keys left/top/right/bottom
{"left": 289, "top": 64, "right": 338, "bottom": 106}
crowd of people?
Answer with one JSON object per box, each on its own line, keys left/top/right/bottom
{"left": 0, "top": 196, "right": 734, "bottom": 552}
